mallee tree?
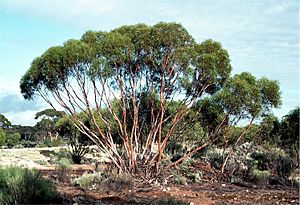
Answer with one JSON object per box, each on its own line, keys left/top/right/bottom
{"left": 20, "top": 22, "right": 280, "bottom": 175}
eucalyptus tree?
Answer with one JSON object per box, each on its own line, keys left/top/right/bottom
{"left": 218, "top": 73, "right": 281, "bottom": 173}
{"left": 20, "top": 22, "right": 232, "bottom": 174}
{"left": 169, "top": 72, "right": 281, "bottom": 172}
{"left": 34, "top": 108, "right": 64, "bottom": 142}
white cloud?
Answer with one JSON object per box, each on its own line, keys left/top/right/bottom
{"left": 0, "top": 76, "right": 49, "bottom": 126}
{"left": 3, "top": 110, "right": 41, "bottom": 126}
{"left": 0, "top": 77, "right": 19, "bottom": 95}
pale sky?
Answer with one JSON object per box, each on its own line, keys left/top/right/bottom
{"left": 0, "top": 0, "right": 299, "bottom": 126}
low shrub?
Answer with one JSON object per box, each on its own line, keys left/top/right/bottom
{"left": 252, "top": 169, "right": 270, "bottom": 180}
{"left": 51, "top": 138, "right": 64, "bottom": 147}
{"left": 39, "top": 138, "right": 52, "bottom": 147}
{"left": 55, "top": 158, "right": 71, "bottom": 182}
{"left": 0, "top": 166, "right": 59, "bottom": 204}
{"left": 34, "top": 159, "right": 48, "bottom": 165}
{"left": 250, "top": 149, "right": 295, "bottom": 181}
{"left": 252, "top": 169, "right": 270, "bottom": 186}
{"left": 56, "top": 148, "right": 73, "bottom": 162}
{"left": 72, "top": 172, "right": 102, "bottom": 191}
{"left": 101, "top": 172, "right": 133, "bottom": 192}
{"left": 174, "top": 175, "right": 188, "bottom": 185}
{"left": 40, "top": 150, "right": 56, "bottom": 157}
{"left": 205, "top": 148, "right": 224, "bottom": 170}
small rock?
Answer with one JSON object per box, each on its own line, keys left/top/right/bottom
{"left": 128, "top": 190, "right": 131, "bottom": 192}
{"left": 73, "top": 203, "right": 78, "bottom": 205}
{"left": 162, "top": 188, "right": 167, "bottom": 192}
{"left": 166, "top": 187, "right": 171, "bottom": 191}
{"left": 234, "top": 198, "right": 237, "bottom": 201}
{"left": 189, "top": 202, "right": 194, "bottom": 205}
{"left": 221, "top": 184, "right": 226, "bottom": 187}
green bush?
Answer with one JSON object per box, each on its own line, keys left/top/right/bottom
{"left": 0, "top": 166, "right": 59, "bottom": 204}
{"left": 0, "top": 129, "right": 6, "bottom": 147}
{"left": 56, "top": 158, "right": 71, "bottom": 181}
{"left": 101, "top": 172, "right": 133, "bottom": 192}
{"left": 250, "top": 149, "right": 294, "bottom": 181}
{"left": 56, "top": 148, "right": 73, "bottom": 162}
{"left": 40, "top": 150, "right": 56, "bottom": 157}
{"left": 206, "top": 148, "right": 223, "bottom": 170}
{"left": 39, "top": 138, "right": 52, "bottom": 147}
{"left": 252, "top": 169, "right": 270, "bottom": 186}
{"left": 34, "top": 159, "right": 48, "bottom": 165}
{"left": 51, "top": 138, "right": 63, "bottom": 147}
{"left": 72, "top": 172, "right": 102, "bottom": 191}
{"left": 252, "top": 169, "right": 270, "bottom": 180}
{"left": 5, "top": 132, "right": 21, "bottom": 148}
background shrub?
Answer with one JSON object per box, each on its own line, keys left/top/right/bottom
{"left": 250, "top": 149, "right": 295, "bottom": 182}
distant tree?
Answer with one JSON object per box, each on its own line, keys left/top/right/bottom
{"left": 0, "top": 114, "right": 11, "bottom": 128}
{"left": 56, "top": 115, "right": 92, "bottom": 164}
{"left": 0, "top": 128, "right": 6, "bottom": 147}
{"left": 34, "top": 109, "right": 64, "bottom": 142}
{"left": 5, "top": 132, "right": 21, "bottom": 148}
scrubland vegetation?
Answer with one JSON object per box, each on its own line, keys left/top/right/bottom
{"left": 0, "top": 22, "right": 298, "bottom": 204}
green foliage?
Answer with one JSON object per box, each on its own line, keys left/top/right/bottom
{"left": 55, "top": 158, "right": 71, "bottom": 181}
{"left": 216, "top": 72, "right": 281, "bottom": 120}
{"left": 0, "top": 128, "right": 6, "bottom": 147}
{"left": 101, "top": 172, "right": 133, "bottom": 192}
{"left": 56, "top": 148, "right": 73, "bottom": 161}
{"left": 34, "top": 159, "right": 47, "bottom": 165}
{"left": 0, "top": 114, "right": 11, "bottom": 128}
{"left": 0, "top": 166, "right": 59, "bottom": 204}
{"left": 278, "top": 107, "right": 299, "bottom": 157}
{"left": 250, "top": 149, "right": 295, "bottom": 181}
{"left": 35, "top": 109, "right": 64, "bottom": 120}
{"left": 252, "top": 169, "right": 270, "bottom": 182}
{"left": 205, "top": 148, "right": 224, "bottom": 170}
{"left": 72, "top": 172, "right": 102, "bottom": 191}
{"left": 39, "top": 138, "right": 52, "bottom": 147}
{"left": 56, "top": 115, "right": 91, "bottom": 164}
{"left": 39, "top": 150, "right": 56, "bottom": 157}
{"left": 5, "top": 132, "right": 21, "bottom": 148}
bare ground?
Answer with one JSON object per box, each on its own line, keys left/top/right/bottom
{"left": 1, "top": 147, "right": 299, "bottom": 205}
